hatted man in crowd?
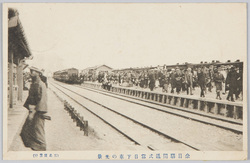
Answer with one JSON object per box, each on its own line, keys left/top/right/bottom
{"left": 20, "top": 67, "right": 50, "bottom": 151}
{"left": 170, "top": 69, "right": 176, "bottom": 93}
{"left": 207, "top": 66, "right": 214, "bottom": 92}
{"left": 162, "top": 70, "right": 170, "bottom": 93}
{"left": 236, "top": 66, "right": 243, "bottom": 100}
{"left": 213, "top": 67, "right": 225, "bottom": 100}
{"left": 197, "top": 67, "right": 206, "bottom": 97}
{"left": 148, "top": 70, "right": 156, "bottom": 91}
{"left": 226, "top": 66, "right": 238, "bottom": 102}
{"left": 185, "top": 67, "right": 193, "bottom": 95}
{"left": 175, "top": 67, "right": 182, "bottom": 94}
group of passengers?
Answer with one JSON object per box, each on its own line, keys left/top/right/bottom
{"left": 90, "top": 65, "right": 243, "bottom": 102}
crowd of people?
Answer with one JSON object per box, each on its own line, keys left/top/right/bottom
{"left": 92, "top": 64, "right": 243, "bottom": 102}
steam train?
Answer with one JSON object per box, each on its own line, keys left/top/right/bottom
{"left": 53, "top": 68, "right": 83, "bottom": 84}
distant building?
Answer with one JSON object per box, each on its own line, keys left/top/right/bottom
{"left": 81, "top": 65, "right": 113, "bottom": 81}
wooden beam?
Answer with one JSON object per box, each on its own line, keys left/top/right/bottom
{"left": 17, "top": 59, "right": 23, "bottom": 101}
{"left": 9, "top": 51, "right": 14, "bottom": 108}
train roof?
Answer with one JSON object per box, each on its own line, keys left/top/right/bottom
{"left": 54, "top": 68, "right": 79, "bottom": 74}
{"left": 113, "top": 60, "right": 243, "bottom": 72}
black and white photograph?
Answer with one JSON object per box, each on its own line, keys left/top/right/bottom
{"left": 2, "top": 3, "right": 247, "bottom": 160}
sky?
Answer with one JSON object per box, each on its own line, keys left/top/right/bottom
{"left": 7, "top": 3, "right": 247, "bottom": 74}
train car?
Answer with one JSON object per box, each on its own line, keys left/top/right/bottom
{"left": 53, "top": 68, "right": 82, "bottom": 84}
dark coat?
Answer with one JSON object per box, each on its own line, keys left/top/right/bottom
{"left": 197, "top": 72, "right": 206, "bottom": 89}
{"left": 21, "top": 74, "right": 48, "bottom": 151}
{"left": 40, "top": 75, "right": 48, "bottom": 88}
{"left": 185, "top": 72, "right": 193, "bottom": 86}
{"left": 148, "top": 73, "right": 155, "bottom": 91}
{"left": 237, "top": 71, "right": 243, "bottom": 90}
{"left": 24, "top": 75, "right": 47, "bottom": 113}
{"left": 170, "top": 73, "right": 176, "bottom": 88}
{"left": 213, "top": 72, "right": 224, "bottom": 91}
{"left": 226, "top": 70, "right": 238, "bottom": 93}
{"left": 175, "top": 73, "right": 182, "bottom": 86}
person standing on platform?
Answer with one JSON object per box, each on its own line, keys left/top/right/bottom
{"left": 155, "top": 70, "right": 160, "bottom": 88}
{"left": 236, "top": 66, "right": 243, "bottom": 100}
{"left": 148, "top": 70, "right": 156, "bottom": 91}
{"left": 185, "top": 68, "right": 193, "bottom": 95}
{"left": 226, "top": 66, "right": 238, "bottom": 102}
{"left": 170, "top": 69, "right": 176, "bottom": 93}
{"left": 207, "top": 67, "right": 214, "bottom": 92}
{"left": 181, "top": 69, "right": 187, "bottom": 92}
{"left": 162, "top": 70, "right": 170, "bottom": 93}
{"left": 175, "top": 68, "right": 182, "bottom": 95}
{"left": 144, "top": 71, "right": 149, "bottom": 88}
{"left": 20, "top": 68, "right": 50, "bottom": 151}
{"left": 197, "top": 67, "right": 206, "bottom": 97}
{"left": 158, "top": 70, "right": 164, "bottom": 88}
{"left": 139, "top": 72, "right": 144, "bottom": 88}
{"left": 220, "top": 66, "right": 227, "bottom": 95}
{"left": 213, "top": 67, "right": 225, "bottom": 100}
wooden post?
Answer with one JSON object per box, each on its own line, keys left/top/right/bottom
{"left": 17, "top": 59, "right": 23, "bottom": 101}
{"left": 204, "top": 101, "right": 209, "bottom": 113}
{"left": 176, "top": 97, "right": 181, "bottom": 107}
{"left": 76, "top": 113, "right": 80, "bottom": 127}
{"left": 80, "top": 116, "right": 84, "bottom": 131}
{"left": 84, "top": 121, "right": 88, "bottom": 136}
{"left": 157, "top": 94, "right": 160, "bottom": 102}
{"left": 214, "top": 103, "right": 219, "bottom": 115}
{"left": 188, "top": 99, "right": 193, "bottom": 109}
{"left": 158, "top": 94, "right": 161, "bottom": 102}
{"left": 151, "top": 93, "right": 154, "bottom": 101}
{"left": 197, "top": 101, "right": 201, "bottom": 111}
{"left": 171, "top": 96, "right": 175, "bottom": 105}
{"left": 233, "top": 106, "right": 238, "bottom": 119}
{"left": 183, "top": 98, "right": 187, "bottom": 108}
{"left": 224, "top": 105, "right": 229, "bottom": 117}
{"left": 9, "top": 51, "right": 14, "bottom": 108}
{"left": 166, "top": 96, "right": 170, "bottom": 104}
{"left": 161, "top": 95, "right": 167, "bottom": 104}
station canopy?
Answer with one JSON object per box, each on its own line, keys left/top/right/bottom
{"left": 8, "top": 8, "right": 32, "bottom": 65}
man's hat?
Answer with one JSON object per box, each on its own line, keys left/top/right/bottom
{"left": 29, "top": 66, "right": 43, "bottom": 74}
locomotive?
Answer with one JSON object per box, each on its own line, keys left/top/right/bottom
{"left": 53, "top": 68, "right": 83, "bottom": 84}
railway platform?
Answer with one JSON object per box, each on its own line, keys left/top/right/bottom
{"left": 82, "top": 81, "right": 243, "bottom": 121}
{"left": 7, "top": 91, "right": 29, "bottom": 151}
{"left": 8, "top": 86, "right": 143, "bottom": 151}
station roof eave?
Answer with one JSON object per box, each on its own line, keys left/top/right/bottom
{"left": 8, "top": 8, "right": 32, "bottom": 65}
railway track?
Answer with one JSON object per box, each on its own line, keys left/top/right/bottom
{"left": 77, "top": 83, "right": 243, "bottom": 134}
{"left": 50, "top": 80, "right": 243, "bottom": 151}
{"left": 49, "top": 81, "right": 199, "bottom": 151}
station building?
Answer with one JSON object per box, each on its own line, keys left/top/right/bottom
{"left": 81, "top": 64, "right": 113, "bottom": 81}
{"left": 8, "top": 8, "right": 32, "bottom": 108}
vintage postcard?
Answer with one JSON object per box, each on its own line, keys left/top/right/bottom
{"left": 2, "top": 3, "right": 247, "bottom": 160}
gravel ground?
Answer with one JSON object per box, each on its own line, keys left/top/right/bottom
{"left": 9, "top": 88, "right": 145, "bottom": 151}
{"left": 56, "top": 81, "right": 243, "bottom": 151}
{"left": 50, "top": 83, "right": 194, "bottom": 151}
